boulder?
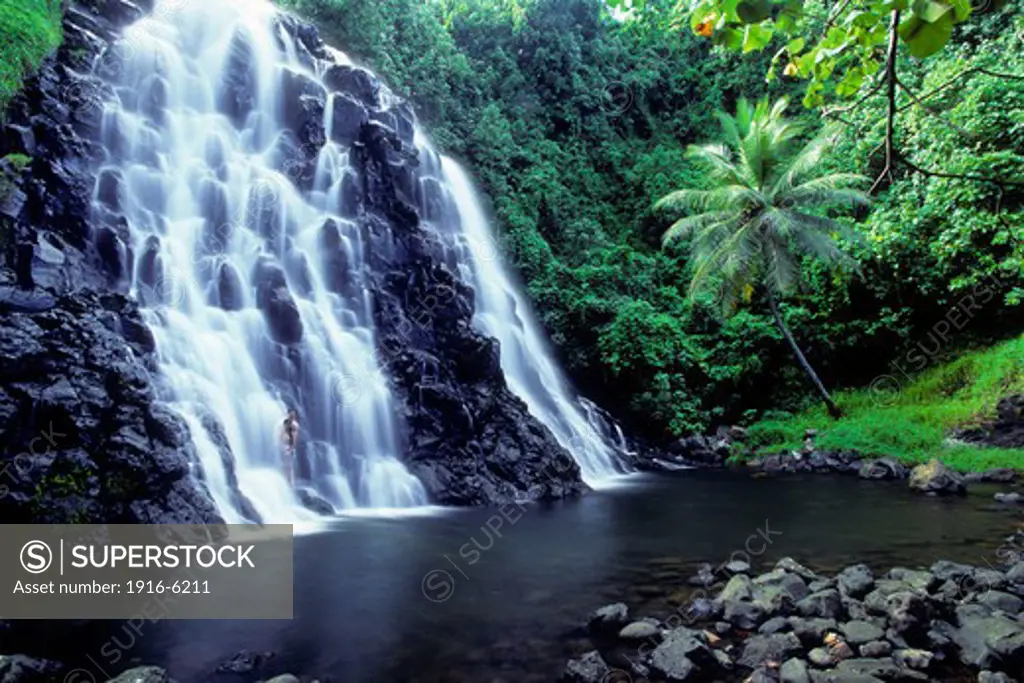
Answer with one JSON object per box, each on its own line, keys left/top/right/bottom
{"left": 215, "top": 261, "right": 245, "bottom": 311}
{"left": 977, "top": 590, "right": 1023, "bottom": 614}
{"left": 563, "top": 651, "right": 610, "bottom": 683}
{"left": 105, "top": 667, "right": 175, "bottom": 683}
{"left": 296, "top": 486, "right": 334, "bottom": 515}
{"left": 0, "top": 655, "right": 62, "bottom": 683}
{"left": 753, "top": 568, "right": 811, "bottom": 614}
{"left": 978, "top": 671, "right": 1016, "bottom": 683}
{"left": 951, "top": 603, "right": 1024, "bottom": 671}
{"left": 781, "top": 657, "right": 811, "bottom": 683}
{"left": 216, "top": 650, "right": 273, "bottom": 674}
{"left": 859, "top": 641, "right": 891, "bottom": 658}
{"left": 893, "top": 649, "right": 933, "bottom": 671}
{"left": 790, "top": 617, "right": 839, "bottom": 646}
{"left": 858, "top": 457, "right": 908, "bottom": 480}
{"left": 724, "top": 600, "right": 766, "bottom": 629}
{"left": 776, "top": 558, "right": 818, "bottom": 580}
{"left": 588, "top": 603, "right": 629, "bottom": 635}
{"left": 807, "top": 647, "right": 834, "bottom": 668}
{"left": 994, "top": 492, "right": 1022, "bottom": 505}
{"left": 841, "top": 620, "right": 885, "bottom": 645}
{"left": 649, "top": 627, "right": 712, "bottom": 681}
{"left": 330, "top": 93, "right": 369, "bottom": 147}
{"left": 797, "top": 589, "right": 844, "bottom": 620}
{"left": 737, "top": 632, "right": 803, "bottom": 669}
{"left": 829, "top": 657, "right": 928, "bottom": 681}
{"left": 908, "top": 459, "right": 966, "bottom": 495}
{"left": 620, "top": 620, "right": 661, "bottom": 640}
{"left": 322, "top": 64, "right": 380, "bottom": 107}
{"left": 837, "top": 565, "right": 874, "bottom": 600}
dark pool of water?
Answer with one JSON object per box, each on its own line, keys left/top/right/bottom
{"left": 19, "top": 471, "right": 1024, "bottom": 682}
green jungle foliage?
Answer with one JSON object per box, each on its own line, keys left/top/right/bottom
{"left": 747, "top": 334, "right": 1024, "bottom": 471}
{"left": 0, "top": 0, "right": 62, "bottom": 114}
{"left": 278, "top": 0, "right": 1023, "bottom": 442}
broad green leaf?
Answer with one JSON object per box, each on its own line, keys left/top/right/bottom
{"left": 737, "top": 0, "right": 773, "bottom": 23}
{"left": 787, "top": 37, "right": 805, "bottom": 53}
{"left": 720, "top": 0, "right": 742, "bottom": 23}
{"left": 912, "top": 0, "right": 952, "bottom": 23}
{"left": 714, "top": 26, "right": 745, "bottom": 50}
{"left": 803, "top": 80, "right": 825, "bottom": 108}
{"left": 836, "top": 66, "right": 864, "bottom": 96}
{"left": 949, "top": 0, "right": 972, "bottom": 21}
{"left": 899, "top": 11, "right": 953, "bottom": 58}
{"left": 847, "top": 10, "right": 880, "bottom": 28}
{"left": 742, "top": 23, "right": 773, "bottom": 52}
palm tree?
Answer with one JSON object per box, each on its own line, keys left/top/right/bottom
{"left": 656, "top": 97, "right": 869, "bottom": 419}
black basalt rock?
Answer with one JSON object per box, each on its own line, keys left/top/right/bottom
{"left": 323, "top": 64, "right": 381, "bottom": 109}
{"left": 0, "top": 0, "right": 222, "bottom": 525}
{"left": 346, "top": 103, "right": 586, "bottom": 505}
{"left": 218, "top": 29, "right": 259, "bottom": 128}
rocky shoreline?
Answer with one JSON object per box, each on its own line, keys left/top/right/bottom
{"left": 631, "top": 397, "right": 1024, "bottom": 505}
{"left": 564, "top": 537, "right": 1024, "bottom": 682}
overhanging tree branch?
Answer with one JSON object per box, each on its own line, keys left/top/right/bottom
{"left": 895, "top": 77, "right": 976, "bottom": 139}
{"left": 895, "top": 152, "right": 1024, "bottom": 188}
{"left": 896, "top": 67, "right": 1024, "bottom": 113}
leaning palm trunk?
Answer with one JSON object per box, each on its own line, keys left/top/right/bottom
{"left": 767, "top": 291, "right": 843, "bottom": 419}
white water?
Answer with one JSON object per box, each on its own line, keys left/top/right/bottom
{"left": 92, "top": 0, "right": 626, "bottom": 522}
{"left": 95, "top": 0, "right": 426, "bottom": 521}
{"left": 419, "top": 151, "right": 630, "bottom": 484}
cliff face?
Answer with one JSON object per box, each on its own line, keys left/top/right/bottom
{"left": 0, "top": 0, "right": 585, "bottom": 522}
{"left": 0, "top": 0, "right": 223, "bottom": 524}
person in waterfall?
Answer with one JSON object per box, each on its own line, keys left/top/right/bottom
{"left": 281, "top": 408, "right": 300, "bottom": 489}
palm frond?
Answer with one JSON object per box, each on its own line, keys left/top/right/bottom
{"left": 654, "top": 96, "right": 866, "bottom": 314}
{"left": 779, "top": 173, "right": 871, "bottom": 210}
{"left": 661, "top": 211, "right": 734, "bottom": 245}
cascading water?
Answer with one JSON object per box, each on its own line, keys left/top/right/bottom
{"left": 91, "top": 0, "right": 627, "bottom": 523}
{"left": 93, "top": 0, "right": 426, "bottom": 522}
{"left": 416, "top": 149, "right": 631, "bottom": 484}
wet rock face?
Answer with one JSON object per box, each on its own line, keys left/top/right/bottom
{"left": 0, "top": 0, "right": 223, "bottom": 524}
{"left": 336, "top": 96, "right": 584, "bottom": 506}
{"left": 323, "top": 64, "right": 381, "bottom": 108}
{"left": 0, "top": 0, "right": 586, "bottom": 521}
{"left": 219, "top": 29, "right": 259, "bottom": 127}
{"left": 0, "top": 291, "right": 222, "bottom": 524}
{"left": 252, "top": 257, "right": 303, "bottom": 345}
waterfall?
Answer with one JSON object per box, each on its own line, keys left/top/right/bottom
{"left": 419, "top": 154, "right": 630, "bottom": 484}
{"left": 91, "top": 0, "right": 626, "bottom": 522}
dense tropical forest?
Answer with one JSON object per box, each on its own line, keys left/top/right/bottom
{"left": 3, "top": 0, "right": 1022, "bottom": 458}
{"left": 276, "top": 0, "right": 1023, "bottom": 449}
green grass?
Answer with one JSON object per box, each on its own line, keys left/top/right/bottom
{"left": 0, "top": 0, "right": 63, "bottom": 115}
{"left": 746, "top": 336, "right": 1024, "bottom": 472}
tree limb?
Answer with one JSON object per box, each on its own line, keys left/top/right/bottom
{"left": 895, "top": 77, "right": 977, "bottom": 139}
{"left": 896, "top": 67, "right": 1024, "bottom": 113}
{"left": 822, "top": 79, "right": 885, "bottom": 119}
{"left": 895, "top": 152, "right": 1024, "bottom": 188}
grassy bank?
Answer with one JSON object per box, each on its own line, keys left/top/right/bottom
{"left": 746, "top": 336, "right": 1024, "bottom": 472}
{"left": 0, "top": 0, "right": 63, "bottom": 115}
